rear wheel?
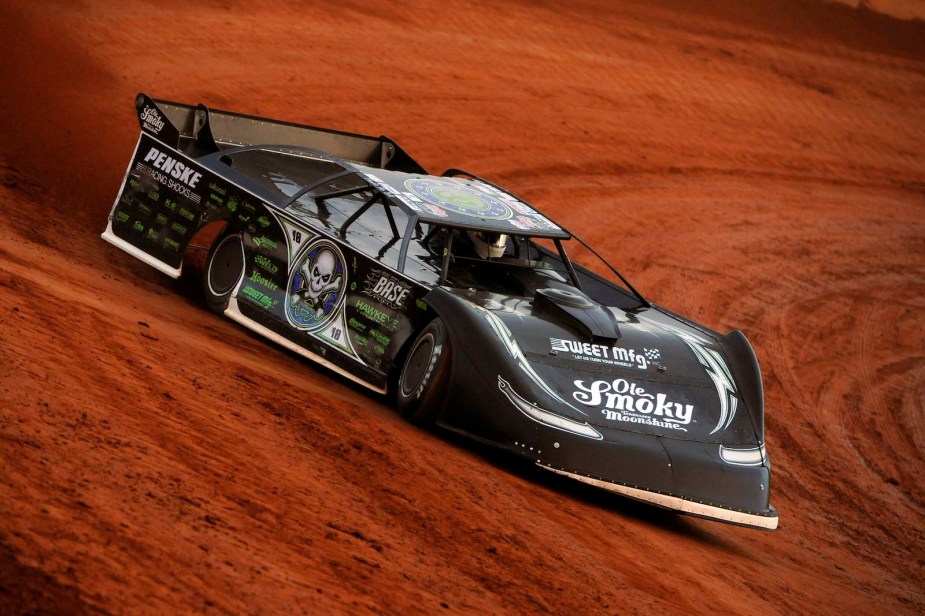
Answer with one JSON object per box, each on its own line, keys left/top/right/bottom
{"left": 397, "top": 318, "right": 451, "bottom": 425}
{"left": 203, "top": 231, "right": 245, "bottom": 314}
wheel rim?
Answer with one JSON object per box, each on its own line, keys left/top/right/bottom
{"left": 401, "top": 332, "right": 435, "bottom": 397}
{"left": 208, "top": 235, "right": 244, "bottom": 297}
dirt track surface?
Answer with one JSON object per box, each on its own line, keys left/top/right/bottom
{"left": 1, "top": 1, "right": 924, "bottom": 613}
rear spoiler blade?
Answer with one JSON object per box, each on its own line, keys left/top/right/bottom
{"left": 133, "top": 92, "right": 426, "bottom": 173}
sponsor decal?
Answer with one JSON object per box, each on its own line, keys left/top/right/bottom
{"left": 509, "top": 218, "right": 530, "bottom": 230}
{"left": 368, "top": 329, "right": 390, "bottom": 347}
{"left": 573, "top": 378, "right": 694, "bottom": 431}
{"left": 363, "top": 172, "right": 429, "bottom": 217}
{"left": 362, "top": 269, "right": 411, "bottom": 309}
{"left": 286, "top": 239, "right": 347, "bottom": 331}
{"left": 253, "top": 254, "right": 278, "bottom": 274}
{"left": 141, "top": 147, "right": 202, "bottom": 189}
{"left": 515, "top": 215, "right": 538, "bottom": 229}
{"left": 423, "top": 203, "right": 448, "bottom": 218}
{"left": 532, "top": 212, "right": 557, "bottom": 229}
{"left": 140, "top": 105, "right": 165, "bottom": 134}
{"left": 248, "top": 270, "right": 280, "bottom": 292}
{"left": 241, "top": 285, "right": 278, "bottom": 310}
{"left": 405, "top": 177, "right": 512, "bottom": 220}
{"left": 354, "top": 299, "right": 391, "bottom": 325}
{"left": 209, "top": 182, "right": 226, "bottom": 196}
{"left": 134, "top": 162, "right": 201, "bottom": 204}
{"left": 510, "top": 201, "right": 532, "bottom": 216}
{"left": 348, "top": 317, "right": 367, "bottom": 332}
{"left": 399, "top": 191, "right": 424, "bottom": 212}
{"left": 550, "top": 338, "right": 660, "bottom": 370}
{"left": 252, "top": 236, "right": 278, "bottom": 251}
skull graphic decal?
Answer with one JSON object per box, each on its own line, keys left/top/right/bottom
{"left": 287, "top": 239, "right": 346, "bottom": 330}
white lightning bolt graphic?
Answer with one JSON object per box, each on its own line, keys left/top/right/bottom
{"left": 474, "top": 304, "right": 589, "bottom": 417}
{"left": 686, "top": 343, "right": 738, "bottom": 434}
{"left": 640, "top": 317, "right": 738, "bottom": 434}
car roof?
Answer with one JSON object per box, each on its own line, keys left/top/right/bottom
{"left": 350, "top": 165, "right": 571, "bottom": 239}
{"left": 203, "top": 144, "right": 571, "bottom": 239}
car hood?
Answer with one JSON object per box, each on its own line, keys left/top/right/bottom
{"left": 455, "top": 288, "right": 764, "bottom": 446}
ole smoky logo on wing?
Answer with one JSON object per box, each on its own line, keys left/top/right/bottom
{"left": 140, "top": 105, "right": 166, "bottom": 134}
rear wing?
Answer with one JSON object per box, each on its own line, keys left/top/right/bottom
{"left": 103, "top": 94, "right": 428, "bottom": 278}
{"left": 134, "top": 92, "right": 426, "bottom": 173}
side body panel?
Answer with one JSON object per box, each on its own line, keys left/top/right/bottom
{"left": 226, "top": 210, "right": 433, "bottom": 391}
{"left": 103, "top": 132, "right": 432, "bottom": 392}
{"left": 103, "top": 132, "right": 242, "bottom": 275}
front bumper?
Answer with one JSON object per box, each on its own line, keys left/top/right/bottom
{"left": 523, "top": 426, "right": 778, "bottom": 530}
{"left": 540, "top": 465, "right": 778, "bottom": 530}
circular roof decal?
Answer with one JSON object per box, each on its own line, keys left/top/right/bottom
{"left": 405, "top": 178, "right": 512, "bottom": 220}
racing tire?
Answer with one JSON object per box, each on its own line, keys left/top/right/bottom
{"left": 397, "top": 318, "right": 451, "bottom": 426}
{"left": 203, "top": 231, "right": 245, "bottom": 314}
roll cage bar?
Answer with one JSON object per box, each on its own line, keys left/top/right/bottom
{"left": 212, "top": 145, "right": 647, "bottom": 306}
{"left": 315, "top": 166, "right": 648, "bottom": 307}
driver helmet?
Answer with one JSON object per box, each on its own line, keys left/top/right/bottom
{"left": 467, "top": 231, "right": 508, "bottom": 259}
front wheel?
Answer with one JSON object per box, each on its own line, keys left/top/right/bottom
{"left": 203, "top": 231, "right": 245, "bottom": 314}
{"left": 396, "top": 318, "right": 451, "bottom": 425}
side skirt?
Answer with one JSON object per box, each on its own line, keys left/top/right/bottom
{"left": 223, "top": 297, "right": 386, "bottom": 395}
{"left": 101, "top": 220, "right": 182, "bottom": 279}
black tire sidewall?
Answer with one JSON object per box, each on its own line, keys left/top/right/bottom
{"left": 203, "top": 231, "right": 245, "bottom": 314}
{"left": 397, "top": 318, "right": 451, "bottom": 424}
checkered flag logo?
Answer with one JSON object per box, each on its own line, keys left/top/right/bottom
{"left": 644, "top": 348, "right": 661, "bottom": 363}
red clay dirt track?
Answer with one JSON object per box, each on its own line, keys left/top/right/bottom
{"left": 1, "top": 0, "right": 924, "bottom": 613}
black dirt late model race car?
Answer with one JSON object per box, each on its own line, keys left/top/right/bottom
{"left": 103, "top": 94, "right": 778, "bottom": 530}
